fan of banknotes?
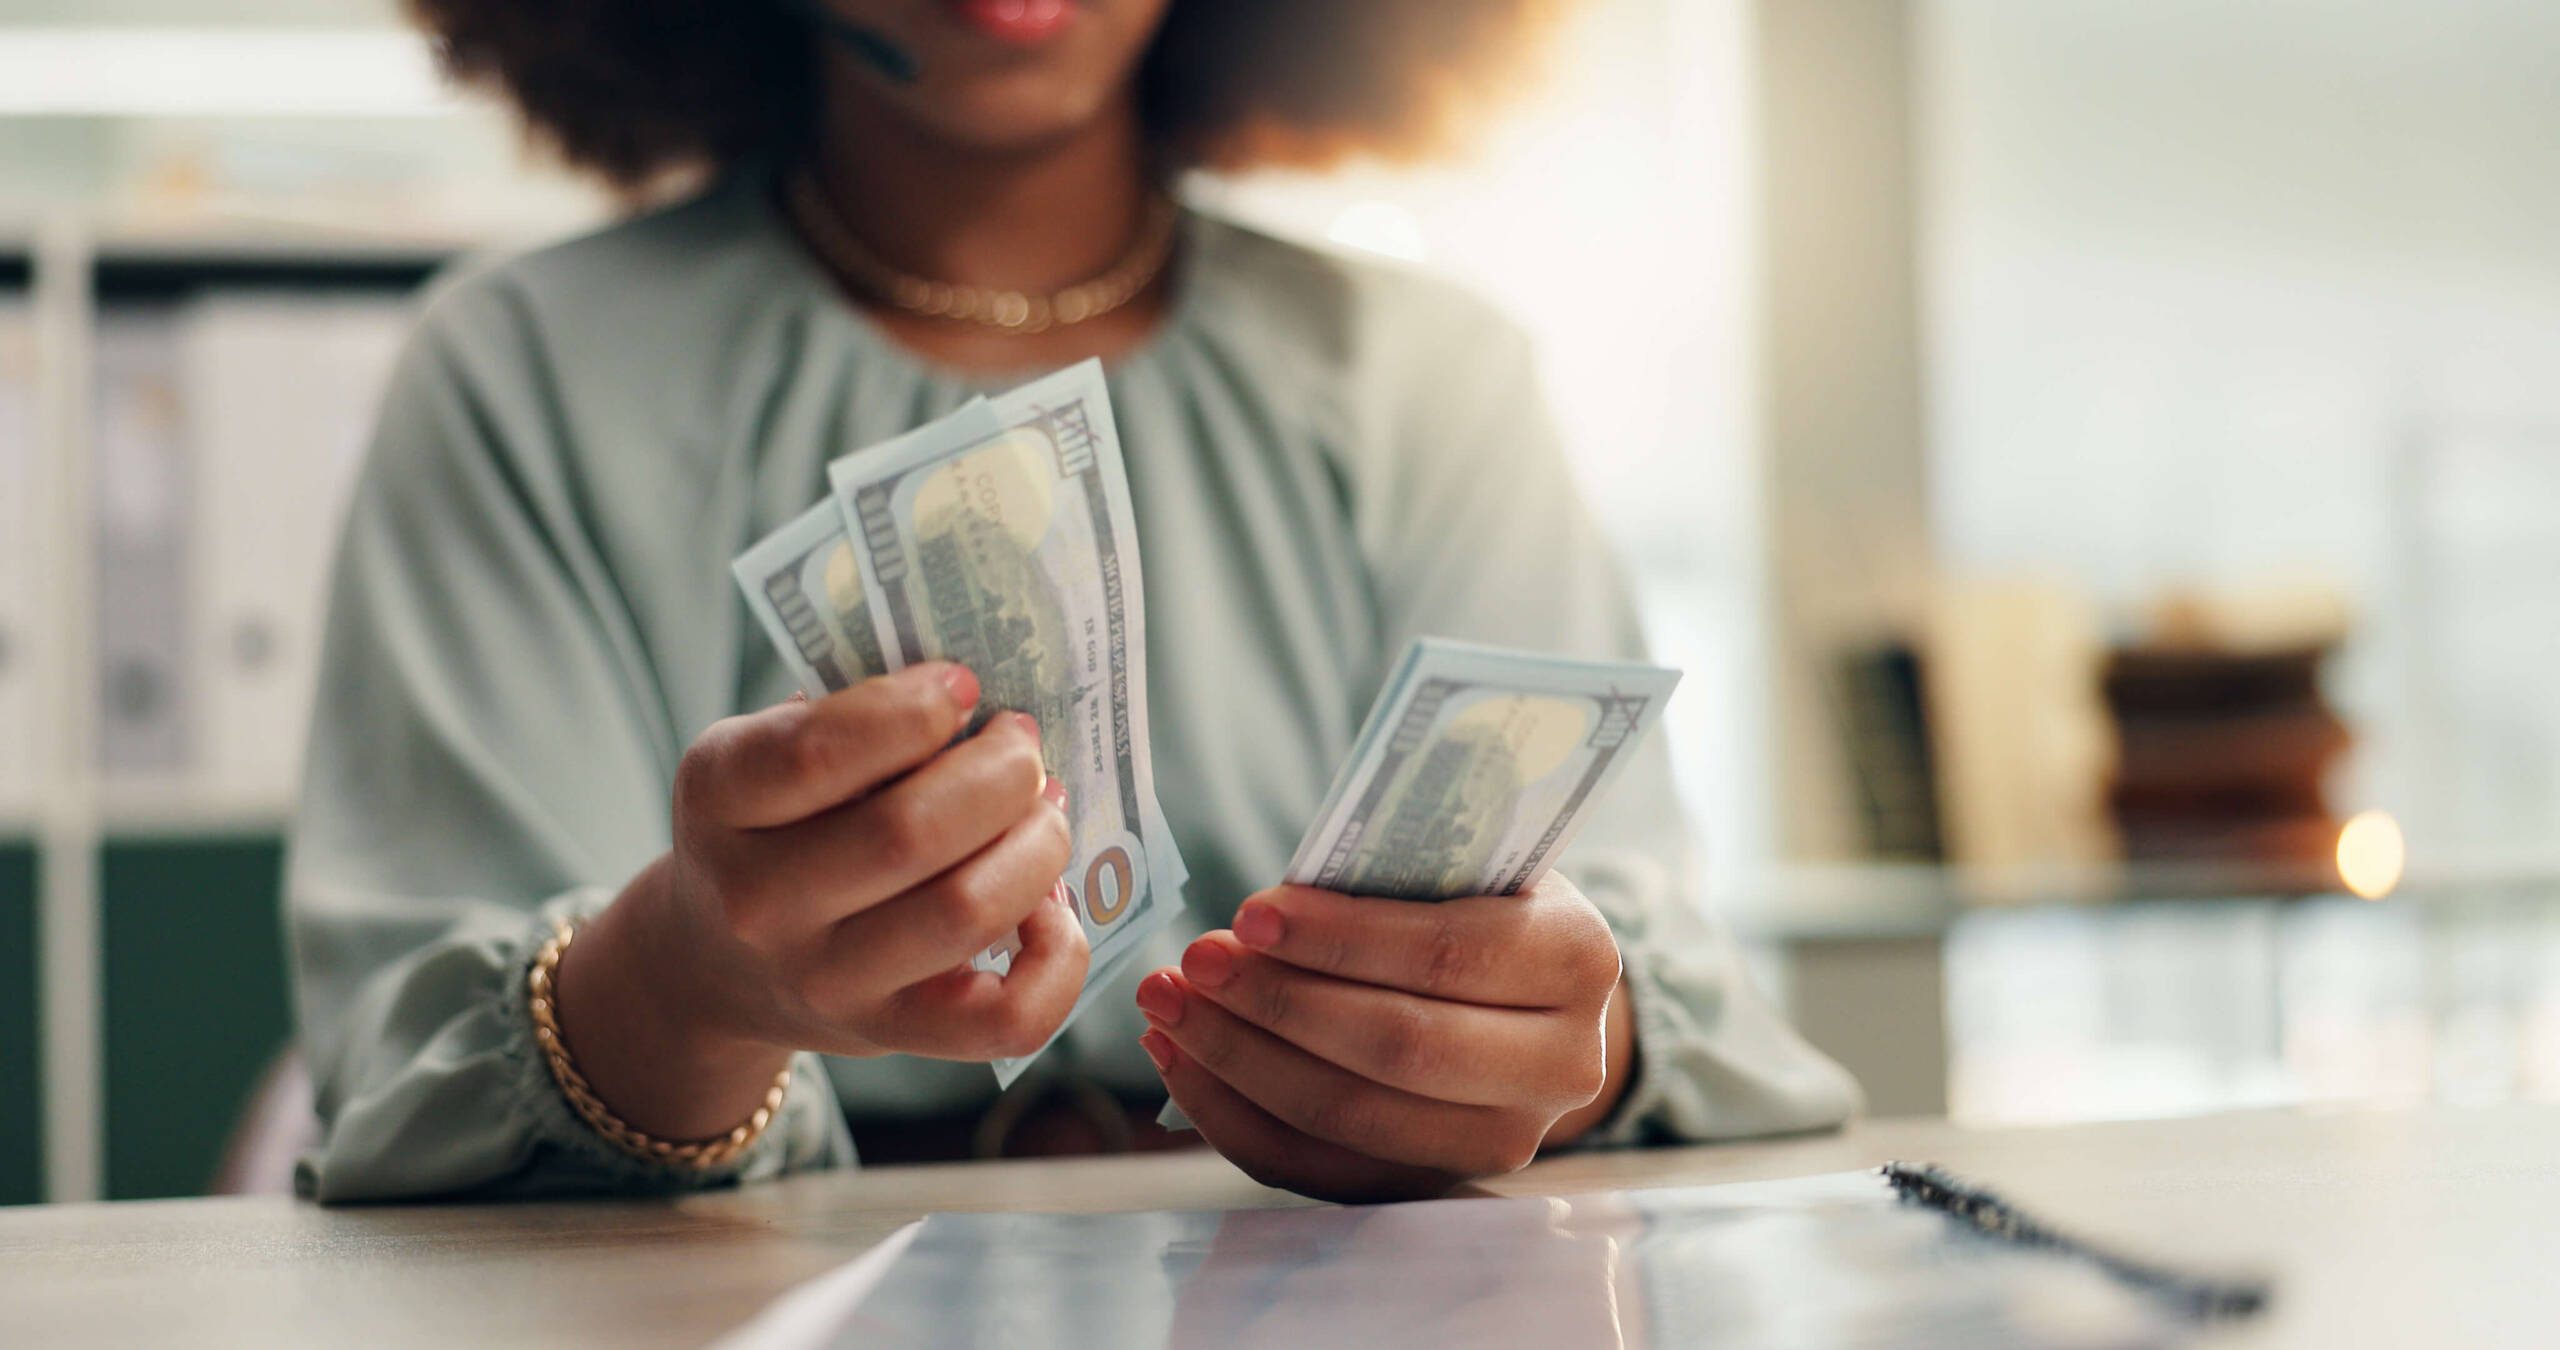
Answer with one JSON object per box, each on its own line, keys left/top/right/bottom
{"left": 734, "top": 360, "right": 1680, "bottom": 1089}
{"left": 733, "top": 359, "right": 1186, "bottom": 1085}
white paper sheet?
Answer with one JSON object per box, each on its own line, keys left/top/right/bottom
{"left": 715, "top": 1170, "right": 2249, "bottom": 1349}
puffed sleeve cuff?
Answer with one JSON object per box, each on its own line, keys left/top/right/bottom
{"left": 299, "top": 891, "right": 855, "bottom": 1203}
{"left": 503, "top": 897, "right": 853, "bottom": 1194}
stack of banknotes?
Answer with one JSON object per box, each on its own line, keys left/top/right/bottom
{"left": 732, "top": 359, "right": 1187, "bottom": 1085}
{"left": 1285, "top": 637, "right": 1680, "bottom": 904}
{"left": 1161, "top": 638, "right": 1679, "bottom": 1129}
{"left": 734, "top": 360, "right": 1683, "bottom": 1090}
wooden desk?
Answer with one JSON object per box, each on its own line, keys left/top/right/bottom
{"left": 2, "top": 1107, "right": 2549, "bottom": 1347}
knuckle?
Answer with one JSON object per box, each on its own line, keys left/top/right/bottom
{"left": 1481, "top": 1128, "right": 1540, "bottom": 1176}
{"left": 713, "top": 873, "right": 777, "bottom": 946}
{"left": 864, "top": 792, "right": 935, "bottom": 875}
{"left": 1247, "top": 968, "right": 1296, "bottom": 1031}
{"left": 779, "top": 722, "right": 833, "bottom": 791}
{"left": 671, "top": 806, "right": 718, "bottom": 864}
{"left": 1567, "top": 1055, "right": 1609, "bottom": 1106}
{"left": 1020, "top": 1007, "right": 1067, "bottom": 1060}
{"left": 1183, "top": 1016, "right": 1238, "bottom": 1074}
{"left": 925, "top": 871, "right": 1006, "bottom": 950}
{"left": 860, "top": 671, "right": 936, "bottom": 742}
{"left": 1577, "top": 931, "right": 1625, "bottom": 992}
{"left": 1315, "top": 925, "right": 1360, "bottom": 979}
{"left": 1000, "top": 734, "right": 1045, "bottom": 793}
{"left": 1374, "top": 999, "right": 1436, "bottom": 1082}
{"left": 900, "top": 677, "right": 962, "bottom": 745}
{"left": 671, "top": 735, "right": 726, "bottom": 825}
{"left": 1557, "top": 1031, "right": 1610, "bottom": 1104}
{"left": 788, "top": 964, "right": 844, "bottom": 1022}
{"left": 1037, "top": 806, "right": 1074, "bottom": 867}
{"left": 1419, "top": 915, "right": 1475, "bottom": 994}
{"left": 1304, "top": 1090, "right": 1387, "bottom": 1152}
{"left": 986, "top": 1000, "right": 1050, "bottom": 1061}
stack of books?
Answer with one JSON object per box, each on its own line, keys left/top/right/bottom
{"left": 2101, "top": 642, "right": 2349, "bottom": 869}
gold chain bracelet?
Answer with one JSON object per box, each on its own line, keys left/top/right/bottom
{"left": 527, "top": 921, "right": 792, "bottom": 1170}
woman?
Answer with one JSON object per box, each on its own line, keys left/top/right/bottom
{"left": 288, "top": 0, "right": 1858, "bottom": 1204}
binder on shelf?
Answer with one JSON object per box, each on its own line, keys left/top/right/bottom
{"left": 0, "top": 296, "right": 35, "bottom": 814}
{"left": 175, "top": 292, "right": 411, "bottom": 811}
{"left": 92, "top": 306, "right": 195, "bottom": 785}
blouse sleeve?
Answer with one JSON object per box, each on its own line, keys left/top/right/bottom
{"left": 1350, "top": 290, "right": 1862, "bottom": 1145}
{"left": 284, "top": 282, "right": 854, "bottom": 1202}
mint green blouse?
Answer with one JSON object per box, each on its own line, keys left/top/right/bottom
{"left": 285, "top": 177, "right": 1859, "bottom": 1202}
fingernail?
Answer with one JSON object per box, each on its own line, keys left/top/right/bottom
{"left": 787, "top": 689, "right": 809, "bottom": 705}
{"left": 1008, "top": 710, "right": 1041, "bottom": 740}
{"left": 1049, "top": 879, "right": 1076, "bottom": 912}
{"left": 937, "top": 664, "right": 980, "bottom": 710}
{"left": 1041, "top": 775, "right": 1067, "bottom": 810}
{"left": 1182, "top": 940, "right": 1234, "bottom": 990}
{"left": 1139, "top": 1029, "right": 1176, "bottom": 1073}
{"left": 1235, "top": 903, "right": 1284, "bottom": 951}
{"left": 1135, "top": 972, "right": 1184, "bottom": 1026}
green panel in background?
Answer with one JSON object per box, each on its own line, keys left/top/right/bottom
{"left": 101, "top": 835, "right": 292, "bottom": 1200}
{"left": 0, "top": 841, "right": 39, "bottom": 1206}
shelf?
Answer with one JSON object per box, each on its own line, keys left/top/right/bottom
{"left": 0, "top": 214, "right": 495, "bottom": 298}
{"left": 97, "top": 784, "right": 292, "bottom": 837}
{"left": 9, "top": 212, "right": 459, "bottom": 1201}
{"left": 1721, "top": 856, "right": 2560, "bottom": 944}
{"left": 0, "top": 28, "right": 455, "bottom": 120}
{"left": 0, "top": 794, "right": 290, "bottom": 841}
{"left": 92, "top": 251, "right": 451, "bottom": 300}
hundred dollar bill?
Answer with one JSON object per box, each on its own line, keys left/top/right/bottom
{"left": 730, "top": 500, "right": 886, "bottom": 698}
{"left": 1289, "top": 638, "right": 1679, "bottom": 899}
{"left": 827, "top": 359, "right": 1187, "bottom": 1085}
{"left": 731, "top": 400, "right": 1001, "bottom": 697}
{"left": 1163, "top": 639, "right": 1676, "bottom": 1130}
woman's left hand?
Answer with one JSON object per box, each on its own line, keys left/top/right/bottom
{"left": 1136, "top": 874, "right": 1632, "bottom": 1204}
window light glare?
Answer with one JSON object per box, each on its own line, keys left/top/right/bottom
{"left": 1324, "top": 201, "right": 1431, "bottom": 264}
{"left": 0, "top": 30, "right": 457, "bottom": 118}
{"left": 2336, "top": 809, "right": 2406, "bottom": 901}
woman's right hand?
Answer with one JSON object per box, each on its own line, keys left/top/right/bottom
{"left": 551, "top": 661, "right": 1087, "bottom": 1144}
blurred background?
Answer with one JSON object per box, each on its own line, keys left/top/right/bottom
{"left": 6, "top": 0, "right": 2560, "bottom": 1204}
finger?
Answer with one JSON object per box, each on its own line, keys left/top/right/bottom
{"left": 821, "top": 778, "right": 1073, "bottom": 991}
{"left": 1143, "top": 1029, "right": 1461, "bottom": 1205}
{"left": 1231, "top": 878, "right": 1620, "bottom": 1008}
{"left": 875, "top": 879, "right": 1089, "bottom": 1061}
{"left": 1179, "top": 932, "right": 1600, "bottom": 1109}
{"left": 1137, "top": 971, "right": 1536, "bottom": 1177}
{"left": 767, "top": 710, "right": 1048, "bottom": 922}
{"left": 681, "top": 662, "right": 980, "bottom": 829}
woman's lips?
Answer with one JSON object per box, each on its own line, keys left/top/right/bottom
{"left": 945, "top": 0, "right": 1075, "bottom": 47}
